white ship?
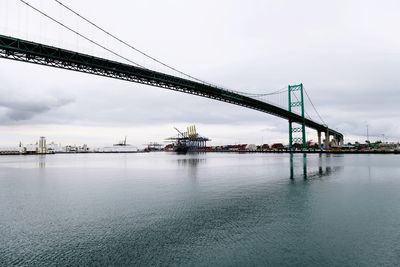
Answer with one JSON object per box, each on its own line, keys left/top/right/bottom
{"left": 99, "top": 137, "right": 139, "bottom": 153}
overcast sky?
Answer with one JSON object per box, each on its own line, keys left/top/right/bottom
{"left": 0, "top": 0, "right": 399, "bottom": 147}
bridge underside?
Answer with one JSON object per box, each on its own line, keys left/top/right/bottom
{"left": 0, "top": 34, "right": 343, "bottom": 141}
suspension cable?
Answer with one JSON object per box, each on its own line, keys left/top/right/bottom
{"left": 54, "top": 0, "right": 217, "bottom": 86}
{"left": 20, "top": 0, "right": 294, "bottom": 103}
{"left": 292, "top": 91, "right": 312, "bottom": 120}
{"left": 53, "top": 0, "right": 288, "bottom": 98}
{"left": 238, "top": 86, "right": 287, "bottom": 97}
{"left": 304, "top": 87, "right": 326, "bottom": 125}
{"left": 19, "top": 0, "right": 145, "bottom": 68}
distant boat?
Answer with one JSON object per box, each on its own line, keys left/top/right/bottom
{"left": 99, "top": 136, "right": 139, "bottom": 153}
{"left": 99, "top": 146, "right": 138, "bottom": 153}
{"left": 114, "top": 136, "right": 128, "bottom": 146}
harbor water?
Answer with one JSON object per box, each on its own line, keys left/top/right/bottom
{"left": 1, "top": 153, "right": 400, "bottom": 266}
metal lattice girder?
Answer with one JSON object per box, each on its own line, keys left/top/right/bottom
{"left": 292, "top": 137, "right": 303, "bottom": 143}
{"left": 0, "top": 34, "right": 343, "bottom": 139}
{"left": 290, "top": 101, "right": 302, "bottom": 107}
{"left": 289, "top": 85, "right": 302, "bottom": 91}
{"left": 288, "top": 84, "right": 307, "bottom": 150}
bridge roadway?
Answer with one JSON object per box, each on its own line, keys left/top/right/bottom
{"left": 0, "top": 34, "right": 343, "bottom": 141}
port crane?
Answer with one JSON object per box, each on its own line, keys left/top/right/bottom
{"left": 165, "top": 125, "right": 210, "bottom": 153}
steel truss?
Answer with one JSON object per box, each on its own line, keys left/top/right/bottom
{"left": 0, "top": 34, "right": 342, "bottom": 139}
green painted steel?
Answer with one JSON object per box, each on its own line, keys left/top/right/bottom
{"left": 288, "top": 84, "right": 306, "bottom": 151}
{"left": 300, "top": 84, "right": 306, "bottom": 149}
{"left": 0, "top": 34, "right": 343, "bottom": 140}
{"left": 288, "top": 85, "right": 293, "bottom": 150}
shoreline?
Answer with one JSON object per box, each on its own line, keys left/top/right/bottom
{"left": 211, "top": 150, "right": 400, "bottom": 154}
{"left": 1, "top": 150, "right": 399, "bottom": 155}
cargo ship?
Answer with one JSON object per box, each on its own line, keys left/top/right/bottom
{"left": 173, "top": 142, "right": 190, "bottom": 154}
{"left": 165, "top": 126, "right": 210, "bottom": 154}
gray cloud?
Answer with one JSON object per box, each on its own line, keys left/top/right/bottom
{"left": 0, "top": 89, "right": 74, "bottom": 122}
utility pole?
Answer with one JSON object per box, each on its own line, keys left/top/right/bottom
{"left": 366, "top": 124, "right": 369, "bottom": 142}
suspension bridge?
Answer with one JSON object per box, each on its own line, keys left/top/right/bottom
{"left": 0, "top": 0, "right": 343, "bottom": 150}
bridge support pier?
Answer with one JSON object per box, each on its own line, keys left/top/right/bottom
{"left": 338, "top": 136, "right": 343, "bottom": 146}
{"left": 325, "top": 129, "right": 330, "bottom": 149}
{"left": 317, "top": 131, "right": 322, "bottom": 149}
{"left": 331, "top": 134, "right": 343, "bottom": 147}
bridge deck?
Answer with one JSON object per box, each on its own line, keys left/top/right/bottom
{"left": 0, "top": 34, "right": 342, "bottom": 138}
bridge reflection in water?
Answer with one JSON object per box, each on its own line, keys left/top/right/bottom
{"left": 174, "top": 152, "right": 342, "bottom": 181}
{"left": 33, "top": 153, "right": 341, "bottom": 181}
{"left": 290, "top": 153, "right": 343, "bottom": 180}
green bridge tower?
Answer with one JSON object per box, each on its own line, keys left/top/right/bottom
{"left": 288, "top": 83, "right": 306, "bottom": 151}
